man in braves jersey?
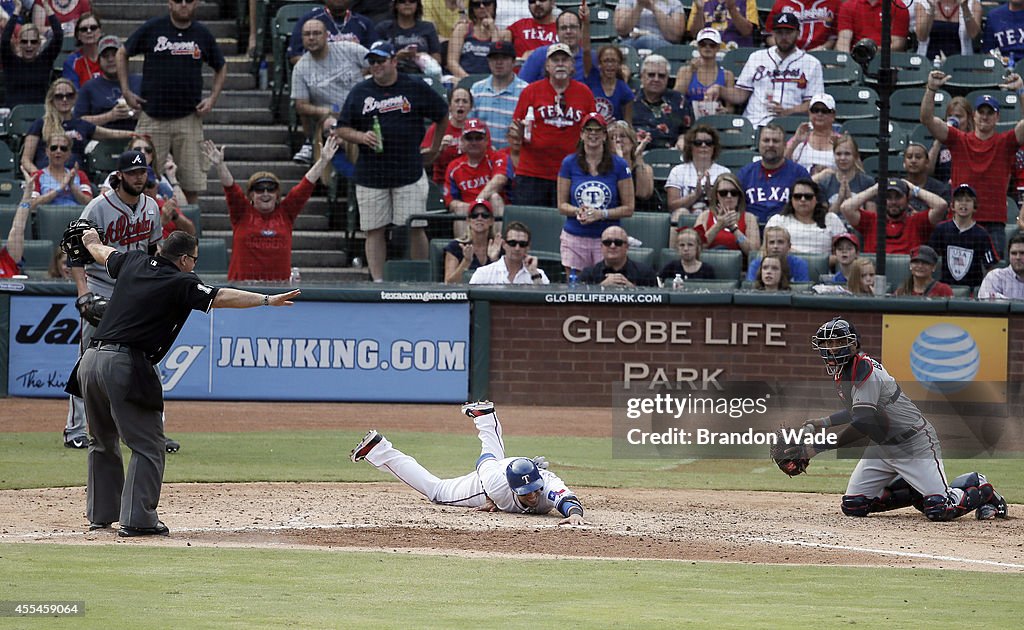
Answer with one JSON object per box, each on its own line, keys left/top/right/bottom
{"left": 840, "top": 178, "right": 948, "bottom": 254}
{"left": 508, "top": 0, "right": 557, "bottom": 59}
{"left": 511, "top": 43, "right": 596, "bottom": 206}
{"left": 792, "top": 317, "right": 1008, "bottom": 521}
{"left": 444, "top": 118, "right": 508, "bottom": 217}
{"left": 705, "top": 12, "right": 823, "bottom": 128}
{"left": 117, "top": 0, "right": 226, "bottom": 205}
{"left": 288, "top": 0, "right": 374, "bottom": 63}
{"left": 765, "top": 0, "right": 840, "bottom": 51}
{"left": 65, "top": 151, "right": 181, "bottom": 454}
{"left": 351, "top": 401, "right": 585, "bottom": 525}
{"left": 927, "top": 184, "right": 998, "bottom": 289}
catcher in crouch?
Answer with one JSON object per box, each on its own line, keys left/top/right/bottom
{"left": 351, "top": 402, "right": 585, "bottom": 525}
{"left": 773, "top": 316, "right": 1008, "bottom": 521}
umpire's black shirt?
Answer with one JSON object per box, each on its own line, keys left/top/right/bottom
{"left": 93, "top": 251, "right": 219, "bottom": 364}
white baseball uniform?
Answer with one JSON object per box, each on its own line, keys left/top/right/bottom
{"left": 735, "top": 47, "right": 824, "bottom": 128}
{"left": 363, "top": 409, "right": 578, "bottom": 515}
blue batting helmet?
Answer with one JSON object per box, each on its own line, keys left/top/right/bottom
{"left": 506, "top": 458, "right": 544, "bottom": 495}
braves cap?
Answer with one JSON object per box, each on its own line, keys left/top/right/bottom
{"left": 773, "top": 12, "right": 800, "bottom": 30}
{"left": 973, "top": 94, "right": 999, "bottom": 112}
{"left": 832, "top": 232, "right": 860, "bottom": 250}
{"left": 365, "top": 41, "right": 395, "bottom": 60}
{"left": 117, "top": 150, "right": 148, "bottom": 173}
{"left": 696, "top": 27, "right": 722, "bottom": 45}
{"left": 97, "top": 35, "right": 120, "bottom": 55}
{"left": 911, "top": 245, "right": 939, "bottom": 265}
{"left": 546, "top": 43, "right": 572, "bottom": 58}
{"left": 885, "top": 178, "right": 908, "bottom": 195}
{"left": 487, "top": 40, "right": 515, "bottom": 58}
{"left": 953, "top": 183, "right": 978, "bottom": 197}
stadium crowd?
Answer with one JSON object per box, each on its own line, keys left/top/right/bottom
{"left": 2, "top": 0, "right": 1024, "bottom": 299}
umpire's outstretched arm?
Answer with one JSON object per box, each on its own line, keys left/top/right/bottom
{"left": 82, "top": 229, "right": 300, "bottom": 308}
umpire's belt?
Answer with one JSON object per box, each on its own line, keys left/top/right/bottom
{"left": 90, "top": 341, "right": 133, "bottom": 354}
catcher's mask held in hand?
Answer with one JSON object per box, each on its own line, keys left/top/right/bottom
{"left": 61, "top": 218, "right": 103, "bottom": 264}
{"left": 811, "top": 316, "right": 860, "bottom": 376}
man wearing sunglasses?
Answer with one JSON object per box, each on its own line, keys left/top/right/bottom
{"left": 705, "top": 12, "right": 823, "bottom": 128}
{"left": 631, "top": 53, "right": 693, "bottom": 150}
{"left": 469, "top": 220, "right": 549, "bottom": 284}
{"left": 579, "top": 225, "right": 658, "bottom": 287}
{"left": 1, "top": 1, "right": 63, "bottom": 106}
{"left": 118, "top": 0, "right": 227, "bottom": 205}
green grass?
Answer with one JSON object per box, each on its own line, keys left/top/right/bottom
{"left": 2, "top": 431, "right": 1022, "bottom": 502}
{"left": 1, "top": 545, "right": 1022, "bottom": 629}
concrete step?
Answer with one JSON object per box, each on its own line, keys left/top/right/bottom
{"left": 203, "top": 107, "right": 274, "bottom": 125}
{"left": 206, "top": 229, "right": 345, "bottom": 250}
{"left": 105, "top": 18, "right": 236, "bottom": 40}
{"left": 205, "top": 125, "right": 290, "bottom": 145}
{"left": 98, "top": 2, "right": 221, "bottom": 21}
{"left": 215, "top": 90, "right": 273, "bottom": 109}
{"left": 222, "top": 161, "right": 310, "bottom": 180}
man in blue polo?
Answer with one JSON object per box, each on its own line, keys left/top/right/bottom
{"left": 468, "top": 40, "right": 528, "bottom": 151}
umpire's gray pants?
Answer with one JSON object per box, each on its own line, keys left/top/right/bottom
{"left": 79, "top": 346, "right": 165, "bottom": 528}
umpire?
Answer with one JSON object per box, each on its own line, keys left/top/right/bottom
{"left": 67, "top": 228, "right": 299, "bottom": 537}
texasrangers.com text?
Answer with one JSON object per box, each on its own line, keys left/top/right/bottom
{"left": 626, "top": 393, "right": 769, "bottom": 420}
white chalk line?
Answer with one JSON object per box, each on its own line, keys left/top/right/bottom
{"left": 743, "top": 535, "right": 1024, "bottom": 570}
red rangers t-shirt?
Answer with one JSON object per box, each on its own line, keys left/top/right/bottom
{"left": 947, "top": 126, "right": 1022, "bottom": 224}
{"left": 855, "top": 208, "right": 937, "bottom": 254}
{"left": 513, "top": 79, "right": 596, "bottom": 181}
{"left": 508, "top": 18, "right": 558, "bottom": 58}
{"left": 421, "top": 120, "right": 464, "bottom": 185}
{"left": 444, "top": 150, "right": 507, "bottom": 206}
{"left": 225, "top": 177, "right": 314, "bottom": 281}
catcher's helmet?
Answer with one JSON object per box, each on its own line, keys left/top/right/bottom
{"left": 811, "top": 316, "right": 860, "bottom": 376}
{"left": 505, "top": 458, "right": 544, "bottom": 496}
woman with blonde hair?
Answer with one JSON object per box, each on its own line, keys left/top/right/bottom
{"left": 658, "top": 226, "right": 716, "bottom": 282}
{"left": 693, "top": 172, "right": 760, "bottom": 256}
{"left": 447, "top": 0, "right": 508, "bottom": 80}
{"left": 444, "top": 199, "right": 503, "bottom": 284}
{"left": 846, "top": 257, "right": 878, "bottom": 295}
{"left": 814, "top": 133, "right": 875, "bottom": 215}
{"left": 20, "top": 77, "right": 133, "bottom": 176}
{"left": 608, "top": 120, "right": 656, "bottom": 211}
{"left": 27, "top": 133, "right": 92, "bottom": 207}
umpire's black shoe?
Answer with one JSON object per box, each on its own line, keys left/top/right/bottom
{"left": 64, "top": 436, "right": 89, "bottom": 449}
{"left": 88, "top": 522, "right": 112, "bottom": 531}
{"left": 118, "top": 521, "right": 170, "bottom": 537}
{"left": 165, "top": 438, "right": 181, "bottom": 453}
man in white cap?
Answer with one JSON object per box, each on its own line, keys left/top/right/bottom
{"left": 705, "top": 12, "right": 823, "bottom": 128}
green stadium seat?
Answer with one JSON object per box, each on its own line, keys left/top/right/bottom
{"left": 889, "top": 87, "right": 953, "bottom": 124}
{"left": 627, "top": 246, "right": 655, "bottom": 267}
{"left": 195, "top": 237, "right": 229, "bottom": 275}
{"left": 179, "top": 204, "right": 201, "bottom": 237}
{"left": 908, "top": 123, "right": 937, "bottom": 148}
{"left": 940, "top": 54, "right": 1004, "bottom": 95}
{"left": 0, "top": 205, "right": 31, "bottom": 241}
{"left": 21, "top": 239, "right": 54, "bottom": 270}
{"left": 1009, "top": 196, "right": 1019, "bottom": 225}
{"left": 621, "top": 212, "right": 670, "bottom": 251}
{"left": 841, "top": 120, "right": 907, "bottom": 155}
{"left": 773, "top": 115, "right": 806, "bottom": 137}
{"left": 429, "top": 238, "right": 448, "bottom": 282}
{"left": 679, "top": 278, "right": 740, "bottom": 291}
{"left": 642, "top": 147, "right": 683, "bottom": 184}
{"left": 716, "top": 148, "right": 759, "bottom": 170}
{"left": 881, "top": 254, "right": 913, "bottom": 293}
{"left": 35, "top": 205, "right": 85, "bottom": 244}
{"left": 0, "top": 177, "right": 21, "bottom": 203}
{"left": 866, "top": 53, "right": 931, "bottom": 87}
{"left": 721, "top": 47, "right": 759, "bottom": 79}
{"left": 501, "top": 205, "right": 564, "bottom": 262}
{"left": 384, "top": 259, "right": 431, "bottom": 282}
{"left": 700, "top": 114, "right": 755, "bottom": 149}
{"left": 700, "top": 249, "right": 743, "bottom": 281}
{"left": 271, "top": 3, "right": 319, "bottom": 116}
{"left": 457, "top": 73, "right": 491, "bottom": 92}
{"left": 588, "top": 7, "right": 617, "bottom": 43}
{"left": 5, "top": 104, "right": 44, "bottom": 154}
{"left": 0, "top": 140, "right": 16, "bottom": 176}
{"left": 809, "top": 50, "right": 862, "bottom": 86}
{"left": 861, "top": 154, "right": 906, "bottom": 179}
{"left": 653, "top": 44, "right": 696, "bottom": 67}
{"left": 85, "top": 140, "right": 125, "bottom": 182}
{"left": 792, "top": 252, "right": 830, "bottom": 282}
{"left": 830, "top": 86, "right": 879, "bottom": 122}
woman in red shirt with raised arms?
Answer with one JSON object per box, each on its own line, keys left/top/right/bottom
{"left": 201, "top": 136, "right": 338, "bottom": 281}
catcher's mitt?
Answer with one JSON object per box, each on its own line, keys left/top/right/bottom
{"left": 75, "top": 293, "right": 108, "bottom": 327}
{"left": 770, "top": 427, "right": 810, "bottom": 477}
{"left": 60, "top": 218, "right": 101, "bottom": 264}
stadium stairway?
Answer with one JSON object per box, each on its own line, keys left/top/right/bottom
{"left": 98, "top": 0, "right": 368, "bottom": 282}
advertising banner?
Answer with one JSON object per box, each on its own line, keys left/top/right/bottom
{"left": 8, "top": 297, "right": 469, "bottom": 402}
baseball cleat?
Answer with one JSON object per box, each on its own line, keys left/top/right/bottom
{"left": 351, "top": 430, "right": 382, "bottom": 462}
{"left": 461, "top": 401, "right": 495, "bottom": 418}
{"left": 88, "top": 522, "right": 112, "bottom": 531}
{"left": 64, "top": 436, "right": 89, "bottom": 449}
{"left": 165, "top": 438, "right": 181, "bottom": 453}
{"left": 976, "top": 494, "right": 1009, "bottom": 520}
{"left": 118, "top": 521, "right": 170, "bottom": 537}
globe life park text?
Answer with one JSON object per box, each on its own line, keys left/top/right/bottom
{"left": 561, "top": 315, "right": 787, "bottom": 387}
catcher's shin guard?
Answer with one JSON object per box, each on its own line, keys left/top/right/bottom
{"left": 950, "top": 472, "right": 1008, "bottom": 519}
{"left": 869, "top": 477, "right": 924, "bottom": 514}
{"left": 841, "top": 494, "right": 872, "bottom": 517}
{"left": 923, "top": 486, "right": 984, "bottom": 522}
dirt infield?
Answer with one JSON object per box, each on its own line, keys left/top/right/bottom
{"left": 2, "top": 399, "right": 1021, "bottom": 572}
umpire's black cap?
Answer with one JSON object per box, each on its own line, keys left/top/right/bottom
{"left": 117, "top": 150, "right": 149, "bottom": 173}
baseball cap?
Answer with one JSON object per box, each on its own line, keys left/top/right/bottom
{"left": 911, "top": 245, "right": 939, "bottom": 265}
{"left": 117, "top": 150, "right": 148, "bottom": 173}
{"left": 809, "top": 94, "right": 836, "bottom": 111}
{"left": 470, "top": 199, "right": 493, "bottom": 215}
{"left": 953, "top": 183, "right": 978, "bottom": 197}
{"left": 546, "top": 43, "right": 572, "bottom": 59}
{"left": 463, "top": 118, "right": 489, "bottom": 137}
{"left": 696, "top": 27, "right": 722, "bottom": 46}
{"left": 832, "top": 232, "right": 860, "bottom": 250}
{"left": 365, "top": 41, "right": 395, "bottom": 60}
{"left": 582, "top": 112, "right": 608, "bottom": 128}
{"left": 973, "top": 94, "right": 1000, "bottom": 113}
{"left": 487, "top": 40, "right": 515, "bottom": 58}
{"left": 97, "top": 35, "right": 120, "bottom": 55}
{"left": 772, "top": 12, "right": 800, "bottom": 30}
{"left": 885, "top": 178, "right": 908, "bottom": 195}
